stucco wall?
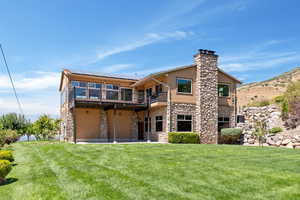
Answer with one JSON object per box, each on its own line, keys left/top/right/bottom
{"left": 107, "top": 109, "right": 138, "bottom": 140}
{"left": 75, "top": 108, "right": 101, "bottom": 139}
{"left": 167, "top": 67, "right": 197, "bottom": 104}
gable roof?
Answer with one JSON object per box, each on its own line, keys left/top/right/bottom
{"left": 59, "top": 64, "right": 241, "bottom": 91}
{"left": 58, "top": 69, "right": 138, "bottom": 91}
{"left": 132, "top": 64, "right": 242, "bottom": 87}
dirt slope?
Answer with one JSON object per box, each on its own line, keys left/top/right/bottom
{"left": 237, "top": 67, "right": 300, "bottom": 108}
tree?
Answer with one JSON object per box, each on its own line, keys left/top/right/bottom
{"left": 0, "top": 113, "right": 28, "bottom": 135}
{"left": 253, "top": 120, "right": 268, "bottom": 147}
{"left": 33, "top": 115, "right": 60, "bottom": 140}
{"left": 280, "top": 81, "right": 300, "bottom": 129}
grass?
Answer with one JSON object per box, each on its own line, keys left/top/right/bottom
{"left": 1, "top": 142, "right": 300, "bottom": 200}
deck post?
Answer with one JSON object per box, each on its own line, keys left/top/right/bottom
{"left": 147, "top": 98, "right": 151, "bottom": 143}
{"left": 113, "top": 104, "right": 117, "bottom": 143}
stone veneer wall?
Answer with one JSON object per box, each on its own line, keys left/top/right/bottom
{"left": 99, "top": 109, "right": 108, "bottom": 140}
{"left": 194, "top": 51, "right": 219, "bottom": 144}
{"left": 218, "top": 106, "right": 236, "bottom": 128}
{"left": 66, "top": 108, "right": 74, "bottom": 142}
{"left": 131, "top": 112, "right": 138, "bottom": 140}
{"left": 170, "top": 103, "right": 197, "bottom": 132}
{"left": 149, "top": 107, "right": 167, "bottom": 142}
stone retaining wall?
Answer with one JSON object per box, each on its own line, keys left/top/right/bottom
{"left": 238, "top": 105, "right": 300, "bottom": 148}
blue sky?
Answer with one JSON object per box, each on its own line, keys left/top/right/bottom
{"left": 0, "top": 0, "right": 300, "bottom": 120}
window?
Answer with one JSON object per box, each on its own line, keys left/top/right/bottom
{"left": 106, "top": 84, "right": 119, "bottom": 100}
{"left": 177, "top": 115, "right": 192, "bottom": 132}
{"left": 88, "top": 82, "right": 101, "bottom": 89}
{"left": 138, "top": 90, "right": 145, "bottom": 103}
{"left": 75, "top": 87, "right": 87, "bottom": 98}
{"left": 146, "top": 88, "right": 152, "bottom": 97}
{"left": 155, "top": 84, "right": 163, "bottom": 94}
{"left": 177, "top": 78, "right": 192, "bottom": 94}
{"left": 88, "top": 82, "right": 101, "bottom": 99}
{"left": 218, "top": 117, "right": 230, "bottom": 123}
{"left": 71, "top": 81, "right": 79, "bottom": 87}
{"left": 155, "top": 116, "right": 163, "bottom": 132}
{"left": 71, "top": 81, "right": 88, "bottom": 99}
{"left": 218, "top": 116, "right": 230, "bottom": 131}
{"left": 145, "top": 117, "right": 151, "bottom": 132}
{"left": 121, "top": 88, "right": 133, "bottom": 101}
{"left": 218, "top": 84, "right": 230, "bottom": 97}
{"left": 72, "top": 81, "right": 87, "bottom": 88}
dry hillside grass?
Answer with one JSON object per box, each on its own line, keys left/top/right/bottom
{"left": 237, "top": 67, "right": 300, "bottom": 108}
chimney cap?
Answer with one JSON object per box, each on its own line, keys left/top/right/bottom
{"left": 198, "top": 49, "right": 216, "bottom": 55}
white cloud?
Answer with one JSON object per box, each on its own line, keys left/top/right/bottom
{"left": 0, "top": 95, "right": 59, "bottom": 117}
{"left": 219, "top": 40, "right": 300, "bottom": 72}
{"left": 95, "top": 30, "right": 194, "bottom": 61}
{"left": 0, "top": 71, "right": 60, "bottom": 91}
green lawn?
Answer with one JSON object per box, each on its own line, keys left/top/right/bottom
{"left": 1, "top": 142, "right": 300, "bottom": 200}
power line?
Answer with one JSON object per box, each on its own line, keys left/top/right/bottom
{"left": 0, "top": 44, "right": 24, "bottom": 115}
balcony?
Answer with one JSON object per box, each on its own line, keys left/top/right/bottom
{"left": 68, "top": 86, "right": 147, "bottom": 110}
{"left": 149, "top": 92, "right": 168, "bottom": 107}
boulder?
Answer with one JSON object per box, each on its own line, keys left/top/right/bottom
{"left": 275, "top": 141, "right": 282, "bottom": 146}
{"left": 286, "top": 142, "right": 294, "bottom": 149}
{"left": 282, "top": 139, "right": 291, "bottom": 145}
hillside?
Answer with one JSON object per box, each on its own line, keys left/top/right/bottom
{"left": 237, "top": 67, "right": 300, "bottom": 107}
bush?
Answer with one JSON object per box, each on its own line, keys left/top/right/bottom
{"left": 274, "top": 95, "right": 285, "bottom": 104}
{"left": 220, "top": 128, "right": 243, "bottom": 144}
{"left": 221, "top": 128, "right": 242, "bottom": 136}
{"left": 0, "top": 160, "right": 12, "bottom": 183}
{"left": 0, "top": 150, "right": 14, "bottom": 162}
{"left": 269, "top": 127, "right": 283, "bottom": 134}
{"left": 247, "top": 100, "right": 270, "bottom": 107}
{"left": 168, "top": 132, "right": 199, "bottom": 144}
{"left": 0, "top": 129, "right": 19, "bottom": 146}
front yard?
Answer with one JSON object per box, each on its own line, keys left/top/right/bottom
{"left": 1, "top": 142, "right": 300, "bottom": 200}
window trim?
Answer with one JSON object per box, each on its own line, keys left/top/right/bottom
{"left": 218, "top": 83, "right": 230, "bottom": 97}
{"left": 155, "top": 116, "right": 163, "bottom": 132}
{"left": 176, "top": 78, "right": 192, "bottom": 95}
{"left": 176, "top": 114, "right": 193, "bottom": 132}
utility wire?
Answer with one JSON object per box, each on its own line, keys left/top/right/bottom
{"left": 0, "top": 44, "right": 24, "bottom": 115}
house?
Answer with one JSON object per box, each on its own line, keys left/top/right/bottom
{"left": 59, "top": 49, "right": 241, "bottom": 144}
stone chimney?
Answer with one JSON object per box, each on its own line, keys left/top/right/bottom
{"left": 194, "top": 49, "right": 218, "bottom": 144}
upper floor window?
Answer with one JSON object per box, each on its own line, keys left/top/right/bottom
{"left": 71, "top": 81, "right": 87, "bottom": 88}
{"left": 88, "top": 82, "right": 101, "bottom": 89}
{"left": 218, "top": 84, "right": 230, "bottom": 97}
{"left": 177, "top": 78, "right": 192, "bottom": 94}
{"left": 106, "top": 84, "right": 119, "bottom": 100}
{"left": 121, "top": 88, "right": 132, "bottom": 101}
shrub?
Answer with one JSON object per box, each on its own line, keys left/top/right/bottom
{"left": 247, "top": 100, "right": 270, "bottom": 107}
{"left": 269, "top": 127, "right": 283, "bottom": 134}
{"left": 221, "top": 128, "right": 242, "bottom": 136}
{"left": 0, "top": 150, "right": 14, "bottom": 162}
{"left": 0, "top": 160, "right": 12, "bottom": 183}
{"left": 168, "top": 132, "right": 199, "bottom": 144}
{"left": 274, "top": 95, "right": 285, "bottom": 104}
{"left": 220, "top": 128, "right": 243, "bottom": 144}
{"left": 0, "top": 129, "right": 19, "bottom": 146}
